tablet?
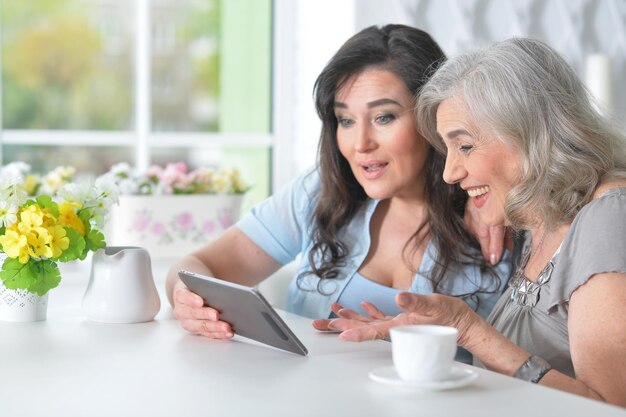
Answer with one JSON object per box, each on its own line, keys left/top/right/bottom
{"left": 178, "top": 270, "right": 308, "bottom": 356}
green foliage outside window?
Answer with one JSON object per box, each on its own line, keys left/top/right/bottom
{"left": 0, "top": 0, "right": 271, "bottom": 208}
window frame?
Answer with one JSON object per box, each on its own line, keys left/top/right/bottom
{"left": 0, "top": 0, "right": 275, "bottom": 186}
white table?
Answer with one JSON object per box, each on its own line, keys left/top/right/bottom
{"left": 1, "top": 279, "right": 625, "bottom": 417}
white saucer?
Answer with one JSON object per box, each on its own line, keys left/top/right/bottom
{"left": 368, "top": 366, "right": 478, "bottom": 391}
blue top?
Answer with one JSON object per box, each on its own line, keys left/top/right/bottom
{"left": 336, "top": 272, "right": 403, "bottom": 317}
{"left": 237, "top": 169, "right": 512, "bottom": 319}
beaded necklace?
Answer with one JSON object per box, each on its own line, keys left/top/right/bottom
{"left": 509, "top": 230, "right": 559, "bottom": 307}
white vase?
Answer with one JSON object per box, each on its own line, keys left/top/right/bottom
{"left": 82, "top": 246, "right": 161, "bottom": 323}
{"left": 0, "top": 253, "right": 49, "bottom": 322}
{"left": 106, "top": 194, "right": 244, "bottom": 260}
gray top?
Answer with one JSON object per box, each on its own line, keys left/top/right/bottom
{"left": 478, "top": 187, "right": 626, "bottom": 377}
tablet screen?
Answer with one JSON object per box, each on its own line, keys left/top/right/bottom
{"left": 178, "top": 270, "right": 308, "bottom": 356}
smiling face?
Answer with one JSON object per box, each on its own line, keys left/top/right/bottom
{"left": 334, "top": 69, "right": 430, "bottom": 201}
{"left": 436, "top": 98, "right": 522, "bottom": 226}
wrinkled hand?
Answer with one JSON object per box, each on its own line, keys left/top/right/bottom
{"left": 465, "top": 200, "right": 505, "bottom": 264}
{"left": 172, "top": 280, "right": 234, "bottom": 338}
{"left": 320, "top": 293, "right": 480, "bottom": 346}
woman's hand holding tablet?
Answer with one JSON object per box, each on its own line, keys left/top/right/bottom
{"left": 178, "top": 270, "right": 308, "bottom": 356}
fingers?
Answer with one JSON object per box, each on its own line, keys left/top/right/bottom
{"left": 477, "top": 223, "right": 491, "bottom": 262}
{"left": 173, "top": 285, "right": 233, "bottom": 339}
{"left": 395, "top": 292, "right": 442, "bottom": 318}
{"left": 339, "top": 323, "right": 390, "bottom": 342}
{"left": 360, "top": 301, "right": 387, "bottom": 320}
{"left": 174, "top": 284, "right": 205, "bottom": 308}
{"left": 465, "top": 207, "right": 491, "bottom": 261}
{"left": 332, "top": 303, "right": 370, "bottom": 321}
{"left": 316, "top": 303, "right": 384, "bottom": 333}
{"left": 330, "top": 295, "right": 472, "bottom": 344}
{"left": 179, "top": 318, "right": 234, "bottom": 338}
{"left": 325, "top": 318, "right": 374, "bottom": 332}
{"left": 465, "top": 199, "right": 508, "bottom": 264}
{"left": 174, "top": 303, "right": 233, "bottom": 338}
{"left": 312, "top": 319, "right": 332, "bottom": 331}
{"left": 330, "top": 302, "right": 344, "bottom": 316}
{"left": 174, "top": 303, "right": 218, "bottom": 321}
{"left": 396, "top": 292, "right": 425, "bottom": 312}
{"left": 395, "top": 292, "right": 475, "bottom": 334}
{"left": 336, "top": 308, "right": 369, "bottom": 321}
{"left": 488, "top": 225, "right": 505, "bottom": 264}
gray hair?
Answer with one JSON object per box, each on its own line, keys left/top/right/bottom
{"left": 416, "top": 37, "right": 626, "bottom": 230}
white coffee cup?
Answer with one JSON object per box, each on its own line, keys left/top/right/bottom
{"left": 389, "top": 324, "right": 458, "bottom": 382}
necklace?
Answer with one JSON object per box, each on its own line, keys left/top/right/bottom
{"left": 510, "top": 229, "right": 556, "bottom": 307}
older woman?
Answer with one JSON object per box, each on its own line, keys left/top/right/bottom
{"left": 322, "top": 38, "right": 626, "bottom": 406}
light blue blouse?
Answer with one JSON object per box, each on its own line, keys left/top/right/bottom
{"left": 336, "top": 272, "right": 404, "bottom": 317}
{"left": 237, "top": 169, "right": 512, "bottom": 319}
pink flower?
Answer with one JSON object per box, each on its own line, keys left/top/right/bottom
{"left": 219, "top": 212, "right": 234, "bottom": 229}
{"left": 160, "top": 163, "right": 192, "bottom": 193}
{"left": 176, "top": 212, "right": 194, "bottom": 230}
{"left": 145, "top": 164, "right": 163, "bottom": 178}
{"left": 171, "top": 162, "right": 188, "bottom": 173}
{"left": 151, "top": 222, "right": 166, "bottom": 235}
{"left": 101, "top": 161, "right": 248, "bottom": 196}
{"left": 132, "top": 214, "right": 150, "bottom": 232}
{"left": 202, "top": 221, "right": 216, "bottom": 234}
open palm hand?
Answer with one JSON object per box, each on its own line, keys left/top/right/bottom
{"left": 313, "top": 292, "right": 480, "bottom": 346}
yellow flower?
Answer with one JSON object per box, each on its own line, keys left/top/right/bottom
{"left": 18, "top": 247, "right": 30, "bottom": 264}
{"left": 22, "top": 175, "right": 40, "bottom": 195}
{"left": 233, "top": 178, "right": 248, "bottom": 193}
{"left": 0, "top": 229, "right": 29, "bottom": 263}
{"left": 41, "top": 209, "right": 58, "bottom": 228}
{"left": 212, "top": 175, "right": 228, "bottom": 193}
{"left": 17, "top": 205, "right": 44, "bottom": 234}
{"left": 27, "top": 229, "right": 53, "bottom": 259}
{"left": 58, "top": 202, "right": 85, "bottom": 236}
{"left": 47, "top": 225, "right": 69, "bottom": 258}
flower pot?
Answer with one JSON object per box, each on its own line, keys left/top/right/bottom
{"left": 0, "top": 254, "right": 49, "bottom": 322}
{"left": 0, "top": 282, "right": 49, "bottom": 322}
{"left": 106, "top": 194, "right": 245, "bottom": 260}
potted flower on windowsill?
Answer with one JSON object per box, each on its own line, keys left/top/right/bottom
{"left": 99, "top": 162, "right": 249, "bottom": 260}
{"left": 0, "top": 163, "right": 119, "bottom": 322}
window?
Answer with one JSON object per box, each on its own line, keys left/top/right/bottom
{"left": 0, "top": 0, "right": 272, "bottom": 207}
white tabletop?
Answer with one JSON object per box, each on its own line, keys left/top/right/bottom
{"left": 1, "top": 270, "right": 625, "bottom": 417}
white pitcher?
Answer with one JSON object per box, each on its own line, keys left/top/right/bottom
{"left": 83, "top": 246, "right": 161, "bottom": 323}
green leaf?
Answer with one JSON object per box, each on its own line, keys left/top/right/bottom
{"left": 35, "top": 194, "right": 52, "bottom": 205}
{"left": 0, "top": 258, "right": 60, "bottom": 295}
{"left": 0, "top": 257, "right": 36, "bottom": 290}
{"left": 56, "top": 227, "right": 86, "bottom": 262}
{"left": 35, "top": 195, "right": 59, "bottom": 216}
{"left": 85, "top": 228, "right": 106, "bottom": 255}
{"left": 78, "top": 208, "right": 92, "bottom": 231}
{"left": 27, "top": 260, "right": 61, "bottom": 296}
